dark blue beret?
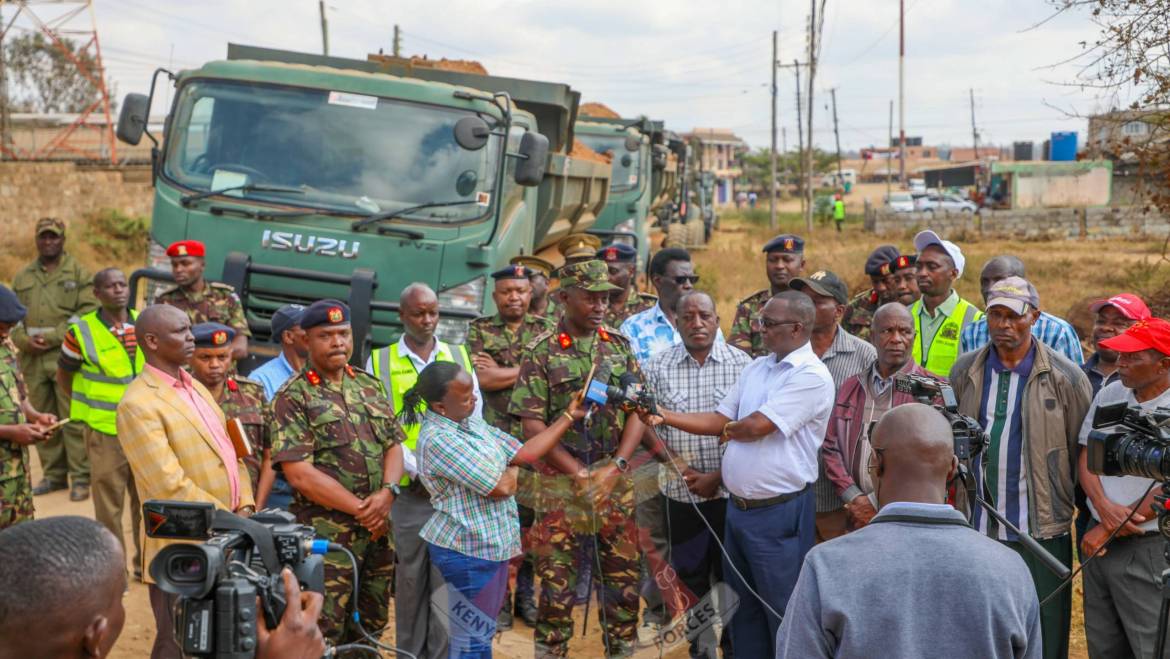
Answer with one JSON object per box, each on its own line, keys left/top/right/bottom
{"left": 491, "top": 264, "right": 534, "bottom": 281}
{"left": 301, "top": 299, "right": 350, "bottom": 330}
{"left": 864, "top": 245, "right": 902, "bottom": 276}
{"left": 270, "top": 304, "right": 305, "bottom": 340}
{"left": 596, "top": 242, "right": 638, "bottom": 263}
{"left": 0, "top": 285, "right": 27, "bottom": 324}
{"left": 192, "top": 322, "right": 235, "bottom": 348}
{"left": 762, "top": 234, "right": 805, "bottom": 254}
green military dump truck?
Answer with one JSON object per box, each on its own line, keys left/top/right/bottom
{"left": 115, "top": 44, "right": 610, "bottom": 366}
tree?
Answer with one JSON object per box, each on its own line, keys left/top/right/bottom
{"left": 5, "top": 32, "right": 102, "bottom": 113}
{"left": 739, "top": 147, "right": 838, "bottom": 193}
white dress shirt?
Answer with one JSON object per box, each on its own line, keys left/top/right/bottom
{"left": 716, "top": 341, "right": 835, "bottom": 499}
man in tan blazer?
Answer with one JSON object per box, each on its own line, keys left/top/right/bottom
{"left": 116, "top": 304, "right": 254, "bottom": 659}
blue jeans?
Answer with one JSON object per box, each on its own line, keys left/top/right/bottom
{"left": 428, "top": 543, "right": 509, "bottom": 659}
{"left": 722, "top": 487, "right": 814, "bottom": 657}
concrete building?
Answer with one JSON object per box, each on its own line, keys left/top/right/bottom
{"left": 684, "top": 128, "right": 747, "bottom": 206}
{"left": 1086, "top": 108, "right": 1167, "bottom": 158}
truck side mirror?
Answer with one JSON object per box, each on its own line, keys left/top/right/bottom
{"left": 454, "top": 116, "right": 491, "bottom": 151}
{"left": 624, "top": 136, "right": 640, "bottom": 152}
{"left": 117, "top": 93, "right": 150, "bottom": 146}
{"left": 514, "top": 132, "right": 549, "bottom": 186}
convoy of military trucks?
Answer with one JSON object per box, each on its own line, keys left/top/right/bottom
{"left": 114, "top": 44, "right": 715, "bottom": 363}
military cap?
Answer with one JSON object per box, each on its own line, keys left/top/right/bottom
{"left": 270, "top": 304, "right": 306, "bottom": 341}
{"left": 491, "top": 264, "right": 534, "bottom": 281}
{"left": 301, "top": 299, "right": 350, "bottom": 330}
{"left": 790, "top": 270, "right": 849, "bottom": 305}
{"left": 558, "top": 259, "right": 620, "bottom": 292}
{"left": 0, "top": 284, "right": 28, "bottom": 324}
{"left": 864, "top": 245, "right": 902, "bottom": 277}
{"left": 166, "top": 239, "right": 206, "bottom": 258}
{"left": 510, "top": 255, "right": 554, "bottom": 278}
{"left": 558, "top": 233, "right": 602, "bottom": 263}
{"left": 762, "top": 234, "right": 804, "bottom": 254}
{"left": 192, "top": 322, "right": 235, "bottom": 348}
{"left": 597, "top": 242, "right": 637, "bottom": 263}
{"left": 35, "top": 217, "right": 65, "bottom": 236}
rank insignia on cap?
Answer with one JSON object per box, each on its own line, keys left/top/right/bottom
{"left": 514, "top": 265, "right": 524, "bottom": 277}
{"left": 176, "top": 245, "right": 188, "bottom": 256}
{"left": 212, "top": 330, "right": 228, "bottom": 346}
{"left": 558, "top": 333, "right": 573, "bottom": 350}
{"left": 878, "top": 263, "right": 893, "bottom": 276}
{"left": 896, "top": 256, "right": 911, "bottom": 269}
{"left": 784, "top": 238, "right": 794, "bottom": 251}
{"left": 605, "top": 247, "right": 618, "bottom": 261}
{"left": 327, "top": 307, "right": 344, "bottom": 323}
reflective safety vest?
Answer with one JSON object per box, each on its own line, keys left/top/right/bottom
{"left": 370, "top": 341, "right": 473, "bottom": 483}
{"left": 910, "top": 297, "right": 981, "bottom": 378}
{"left": 70, "top": 310, "right": 144, "bottom": 435}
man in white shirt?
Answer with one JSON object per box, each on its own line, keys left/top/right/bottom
{"left": 651, "top": 290, "right": 834, "bottom": 657}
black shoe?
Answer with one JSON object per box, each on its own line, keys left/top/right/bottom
{"left": 496, "top": 608, "right": 514, "bottom": 632}
{"left": 69, "top": 482, "right": 90, "bottom": 502}
{"left": 515, "top": 599, "right": 539, "bottom": 627}
{"left": 32, "top": 479, "right": 67, "bottom": 496}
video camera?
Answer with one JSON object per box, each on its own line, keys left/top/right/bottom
{"left": 143, "top": 500, "right": 326, "bottom": 658}
{"left": 894, "top": 373, "right": 988, "bottom": 460}
{"left": 1086, "top": 402, "right": 1170, "bottom": 481}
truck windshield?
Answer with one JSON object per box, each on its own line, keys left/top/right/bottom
{"left": 164, "top": 79, "right": 501, "bottom": 222}
{"left": 578, "top": 134, "right": 640, "bottom": 192}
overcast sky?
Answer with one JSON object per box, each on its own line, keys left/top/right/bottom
{"left": 10, "top": 0, "right": 1126, "bottom": 152}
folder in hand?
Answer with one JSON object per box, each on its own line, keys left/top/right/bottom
{"left": 226, "top": 418, "right": 253, "bottom": 458}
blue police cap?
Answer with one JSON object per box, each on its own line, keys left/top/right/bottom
{"left": 192, "top": 322, "right": 235, "bottom": 349}
{"left": 597, "top": 242, "right": 638, "bottom": 263}
{"left": 270, "top": 304, "right": 306, "bottom": 341}
{"left": 0, "top": 285, "right": 27, "bottom": 324}
{"left": 301, "top": 299, "right": 350, "bottom": 330}
{"left": 762, "top": 234, "right": 805, "bottom": 254}
{"left": 491, "top": 264, "right": 534, "bottom": 281}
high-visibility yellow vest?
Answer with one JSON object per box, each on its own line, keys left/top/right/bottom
{"left": 370, "top": 341, "right": 472, "bottom": 484}
{"left": 911, "top": 297, "right": 981, "bottom": 378}
{"left": 70, "top": 310, "right": 144, "bottom": 435}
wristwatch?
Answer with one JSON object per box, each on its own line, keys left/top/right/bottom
{"left": 382, "top": 482, "right": 402, "bottom": 497}
{"left": 614, "top": 456, "right": 630, "bottom": 473}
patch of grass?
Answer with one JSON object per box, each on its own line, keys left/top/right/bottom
{"left": 0, "top": 208, "right": 152, "bottom": 283}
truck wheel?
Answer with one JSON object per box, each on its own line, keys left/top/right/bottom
{"left": 687, "top": 219, "right": 706, "bottom": 246}
{"left": 666, "top": 221, "right": 688, "bottom": 248}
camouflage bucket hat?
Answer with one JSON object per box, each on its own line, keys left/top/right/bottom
{"left": 559, "top": 259, "right": 620, "bottom": 292}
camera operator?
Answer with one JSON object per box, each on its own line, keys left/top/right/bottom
{"left": 949, "top": 277, "right": 1091, "bottom": 659}
{"left": 776, "top": 404, "right": 1041, "bottom": 659}
{"left": 0, "top": 516, "right": 326, "bottom": 659}
{"left": 1076, "top": 317, "right": 1170, "bottom": 657}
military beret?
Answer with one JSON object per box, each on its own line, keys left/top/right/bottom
{"left": 35, "top": 217, "right": 65, "bottom": 236}
{"left": 192, "top": 322, "right": 235, "bottom": 348}
{"left": 559, "top": 259, "right": 620, "bottom": 292}
{"left": 491, "top": 264, "right": 534, "bottom": 281}
{"left": 762, "top": 234, "right": 804, "bottom": 254}
{"left": 301, "top": 299, "right": 350, "bottom": 330}
{"left": 270, "top": 304, "right": 305, "bottom": 341}
{"left": 864, "top": 245, "right": 902, "bottom": 277}
{"left": 166, "top": 240, "right": 206, "bottom": 258}
{"left": 0, "top": 284, "right": 28, "bottom": 324}
{"left": 597, "top": 242, "right": 637, "bottom": 263}
{"left": 510, "top": 255, "right": 554, "bottom": 278}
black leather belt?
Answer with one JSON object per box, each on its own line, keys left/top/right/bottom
{"left": 730, "top": 484, "right": 809, "bottom": 511}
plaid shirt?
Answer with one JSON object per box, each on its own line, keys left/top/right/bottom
{"left": 417, "top": 411, "right": 523, "bottom": 562}
{"left": 960, "top": 311, "right": 1084, "bottom": 365}
{"left": 643, "top": 340, "right": 752, "bottom": 501}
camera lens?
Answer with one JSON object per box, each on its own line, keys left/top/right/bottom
{"left": 168, "top": 554, "right": 206, "bottom": 583}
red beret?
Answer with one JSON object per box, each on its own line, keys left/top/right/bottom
{"left": 166, "top": 240, "right": 205, "bottom": 258}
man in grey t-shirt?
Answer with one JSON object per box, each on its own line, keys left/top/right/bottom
{"left": 776, "top": 403, "right": 1040, "bottom": 659}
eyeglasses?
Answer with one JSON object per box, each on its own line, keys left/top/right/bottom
{"left": 866, "top": 446, "right": 886, "bottom": 473}
{"left": 760, "top": 318, "right": 800, "bottom": 330}
{"left": 671, "top": 275, "right": 701, "bottom": 285}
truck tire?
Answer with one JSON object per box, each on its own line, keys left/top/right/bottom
{"left": 687, "top": 219, "right": 706, "bottom": 246}
{"left": 665, "top": 221, "right": 688, "bottom": 248}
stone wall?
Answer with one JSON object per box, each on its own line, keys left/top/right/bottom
{"left": 0, "top": 162, "right": 153, "bottom": 237}
{"left": 865, "top": 205, "right": 1170, "bottom": 240}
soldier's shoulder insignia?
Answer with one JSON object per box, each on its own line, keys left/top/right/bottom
{"left": 209, "top": 281, "right": 236, "bottom": 292}
{"left": 156, "top": 285, "right": 180, "bottom": 298}
{"left": 526, "top": 330, "right": 554, "bottom": 351}
{"left": 233, "top": 376, "right": 264, "bottom": 394}
{"left": 469, "top": 315, "right": 494, "bottom": 326}
{"left": 738, "top": 289, "right": 769, "bottom": 307}
{"left": 598, "top": 326, "right": 628, "bottom": 344}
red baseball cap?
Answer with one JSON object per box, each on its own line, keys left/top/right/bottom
{"left": 166, "top": 239, "right": 205, "bottom": 258}
{"left": 1099, "top": 317, "right": 1170, "bottom": 356}
{"left": 1090, "top": 293, "right": 1151, "bottom": 321}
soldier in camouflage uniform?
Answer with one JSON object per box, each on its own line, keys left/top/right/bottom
{"left": 597, "top": 243, "right": 657, "bottom": 328}
{"left": 511, "top": 255, "right": 557, "bottom": 320}
{"left": 508, "top": 259, "right": 649, "bottom": 657}
{"left": 271, "top": 300, "right": 406, "bottom": 645}
{"left": 187, "top": 323, "right": 273, "bottom": 502}
{"left": 729, "top": 234, "right": 807, "bottom": 357}
{"left": 843, "top": 247, "right": 919, "bottom": 341}
{"left": 0, "top": 285, "right": 57, "bottom": 530}
{"left": 156, "top": 239, "right": 251, "bottom": 360}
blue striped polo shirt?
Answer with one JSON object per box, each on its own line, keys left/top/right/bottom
{"left": 973, "top": 344, "right": 1035, "bottom": 541}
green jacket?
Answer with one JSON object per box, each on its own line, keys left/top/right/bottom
{"left": 11, "top": 253, "right": 97, "bottom": 370}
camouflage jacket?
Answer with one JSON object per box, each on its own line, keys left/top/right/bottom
{"left": 467, "top": 313, "right": 554, "bottom": 436}
{"left": 843, "top": 290, "right": 880, "bottom": 342}
{"left": 544, "top": 290, "right": 564, "bottom": 321}
{"left": 157, "top": 280, "right": 251, "bottom": 336}
{"left": 271, "top": 366, "right": 404, "bottom": 524}
{"left": 0, "top": 339, "right": 29, "bottom": 482}
{"left": 606, "top": 287, "right": 658, "bottom": 328}
{"left": 508, "top": 320, "right": 641, "bottom": 464}
{"left": 218, "top": 376, "right": 270, "bottom": 488}
{"left": 728, "top": 288, "right": 772, "bottom": 358}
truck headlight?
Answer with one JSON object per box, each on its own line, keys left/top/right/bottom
{"left": 436, "top": 276, "right": 486, "bottom": 344}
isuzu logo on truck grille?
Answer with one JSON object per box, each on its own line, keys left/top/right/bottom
{"left": 260, "top": 230, "right": 360, "bottom": 259}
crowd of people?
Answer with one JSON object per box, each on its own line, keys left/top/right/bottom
{"left": 0, "top": 215, "right": 1166, "bottom": 659}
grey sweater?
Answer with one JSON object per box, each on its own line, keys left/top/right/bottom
{"left": 775, "top": 502, "right": 1041, "bottom": 659}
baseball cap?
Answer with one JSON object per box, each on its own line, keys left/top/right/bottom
{"left": 1089, "top": 293, "right": 1151, "bottom": 321}
{"left": 985, "top": 276, "right": 1040, "bottom": 315}
{"left": 270, "top": 304, "right": 306, "bottom": 341}
{"left": 1099, "top": 318, "right": 1170, "bottom": 356}
{"left": 558, "top": 259, "right": 620, "bottom": 292}
{"left": 790, "top": 270, "right": 849, "bottom": 305}
{"left": 913, "top": 230, "right": 966, "bottom": 278}
{"left": 35, "top": 217, "right": 65, "bottom": 236}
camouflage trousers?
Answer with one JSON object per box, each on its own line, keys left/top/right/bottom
{"left": 312, "top": 515, "right": 395, "bottom": 645}
{"left": 0, "top": 472, "right": 33, "bottom": 530}
{"left": 529, "top": 474, "right": 639, "bottom": 657}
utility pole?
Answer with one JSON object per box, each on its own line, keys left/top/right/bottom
{"left": 970, "top": 88, "right": 980, "bottom": 160}
{"left": 770, "top": 30, "right": 778, "bottom": 229}
{"left": 319, "top": 0, "right": 330, "bottom": 56}
{"left": 887, "top": 99, "right": 893, "bottom": 197}
{"left": 393, "top": 24, "right": 402, "bottom": 57}
{"left": 805, "top": 1, "right": 818, "bottom": 232}
{"left": 793, "top": 61, "right": 805, "bottom": 220}
{"left": 0, "top": 9, "right": 9, "bottom": 159}
{"left": 898, "top": 0, "right": 906, "bottom": 186}
{"left": 830, "top": 87, "right": 842, "bottom": 184}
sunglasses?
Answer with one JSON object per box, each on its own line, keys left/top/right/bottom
{"left": 669, "top": 275, "right": 701, "bottom": 285}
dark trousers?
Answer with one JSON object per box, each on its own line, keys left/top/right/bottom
{"left": 1083, "top": 531, "right": 1165, "bottom": 658}
{"left": 1004, "top": 534, "right": 1072, "bottom": 659}
{"left": 722, "top": 488, "right": 814, "bottom": 658}
{"left": 149, "top": 584, "right": 182, "bottom": 659}
{"left": 667, "top": 497, "right": 733, "bottom": 658}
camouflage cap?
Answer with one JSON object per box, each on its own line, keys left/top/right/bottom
{"left": 558, "top": 259, "right": 620, "bottom": 292}
{"left": 35, "top": 217, "right": 65, "bottom": 236}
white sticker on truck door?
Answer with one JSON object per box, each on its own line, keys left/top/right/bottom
{"left": 327, "top": 91, "right": 378, "bottom": 110}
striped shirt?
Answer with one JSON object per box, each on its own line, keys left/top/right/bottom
{"left": 417, "top": 411, "right": 523, "bottom": 562}
{"left": 960, "top": 311, "right": 1083, "bottom": 365}
{"left": 815, "top": 327, "right": 877, "bottom": 512}
{"left": 643, "top": 340, "right": 752, "bottom": 501}
{"left": 973, "top": 345, "right": 1035, "bottom": 541}
{"left": 57, "top": 309, "right": 137, "bottom": 373}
